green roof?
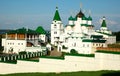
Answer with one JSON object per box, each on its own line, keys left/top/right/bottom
{"left": 27, "top": 29, "right": 38, "bottom": 34}
{"left": 36, "top": 26, "right": 46, "bottom": 34}
{"left": 53, "top": 7, "right": 61, "bottom": 21}
{"left": 82, "top": 15, "right": 87, "bottom": 20}
{"left": 7, "top": 27, "right": 38, "bottom": 34}
{"left": 91, "top": 35, "right": 103, "bottom": 39}
{"left": 88, "top": 16, "right": 92, "bottom": 21}
{"left": 101, "top": 17, "right": 107, "bottom": 27}
{"left": 68, "top": 16, "right": 74, "bottom": 20}
{"left": 96, "top": 31, "right": 113, "bottom": 36}
{"left": 81, "top": 24, "right": 94, "bottom": 27}
{"left": 81, "top": 24, "right": 88, "bottom": 26}
{"left": 82, "top": 39, "right": 106, "bottom": 43}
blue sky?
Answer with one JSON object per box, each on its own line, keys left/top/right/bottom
{"left": 0, "top": 0, "right": 120, "bottom": 32}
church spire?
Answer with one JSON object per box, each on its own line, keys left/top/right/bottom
{"left": 101, "top": 16, "right": 107, "bottom": 27}
{"left": 53, "top": 7, "right": 61, "bottom": 21}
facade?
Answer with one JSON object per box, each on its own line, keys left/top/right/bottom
{"left": 51, "top": 7, "right": 64, "bottom": 46}
{"left": 2, "top": 27, "right": 47, "bottom": 53}
{"left": 51, "top": 7, "right": 116, "bottom": 54}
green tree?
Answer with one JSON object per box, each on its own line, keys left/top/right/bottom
{"left": 70, "top": 49, "right": 78, "bottom": 54}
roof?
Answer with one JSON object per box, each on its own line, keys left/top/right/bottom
{"left": 101, "top": 16, "right": 107, "bottom": 27}
{"left": 82, "top": 39, "right": 106, "bottom": 43}
{"left": 7, "top": 27, "right": 38, "bottom": 34}
{"left": 88, "top": 16, "right": 92, "bottom": 21}
{"left": 76, "top": 10, "right": 84, "bottom": 18}
{"left": 81, "top": 24, "right": 94, "bottom": 27}
{"left": 53, "top": 7, "right": 61, "bottom": 21}
{"left": 91, "top": 35, "right": 103, "bottom": 39}
{"left": 96, "top": 31, "right": 113, "bottom": 36}
{"left": 82, "top": 15, "right": 87, "bottom": 20}
{"left": 66, "top": 24, "right": 75, "bottom": 27}
{"left": 68, "top": 16, "right": 74, "bottom": 20}
{"left": 0, "top": 29, "right": 11, "bottom": 34}
{"left": 36, "top": 26, "right": 46, "bottom": 34}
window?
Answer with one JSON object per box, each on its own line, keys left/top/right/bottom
{"left": 96, "top": 44, "right": 98, "bottom": 46}
{"left": 54, "top": 25, "right": 57, "bottom": 28}
{"left": 83, "top": 44, "right": 85, "bottom": 47}
{"left": 54, "top": 32, "right": 57, "bottom": 34}
{"left": 74, "top": 43, "right": 76, "bottom": 47}
{"left": 87, "top": 44, "right": 89, "bottom": 47}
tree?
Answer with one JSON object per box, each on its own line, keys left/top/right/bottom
{"left": 0, "top": 46, "right": 4, "bottom": 54}
{"left": 70, "top": 49, "right": 78, "bottom": 54}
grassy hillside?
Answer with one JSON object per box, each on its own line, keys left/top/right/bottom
{"left": 0, "top": 71, "right": 120, "bottom": 76}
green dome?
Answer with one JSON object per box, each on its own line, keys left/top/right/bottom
{"left": 68, "top": 16, "right": 74, "bottom": 20}
{"left": 82, "top": 15, "right": 87, "bottom": 20}
{"left": 36, "top": 26, "right": 46, "bottom": 34}
{"left": 88, "top": 16, "right": 92, "bottom": 21}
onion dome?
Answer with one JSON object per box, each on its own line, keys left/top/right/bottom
{"left": 76, "top": 10, "right": 84, "bottom": 18}
{"left": 68, "top": 16, "right": 74, "bottom": 20}
{"left": 82, "top": 15, "right": 87, "bottom": 20}
{"left": 88, "top": 16, "right": 92, "bottom": 21}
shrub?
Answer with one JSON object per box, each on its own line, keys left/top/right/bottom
{"left": 70, "top": 49, "right": 78, "bottom": 54}
{"left": 0, "top": 46, "right": 4, "bottom": 53}
{"left": 108, "top": 44, "right": 120, "bottom": 48}
{"left": 19, "top": 51, "right": 27, "bottom": 55}
{"left": 62, "top": 45, "right": 68, "bottom": 49}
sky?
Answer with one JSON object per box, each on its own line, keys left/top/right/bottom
{"left": 0, "top": 0, "right": 120, "bottom": 32}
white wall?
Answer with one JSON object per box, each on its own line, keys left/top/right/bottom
{"left": 0, "top": 53, "right": 120, "bottom": 74}
{"left": 2, "top": 39, "right": 26, "bottom": 53}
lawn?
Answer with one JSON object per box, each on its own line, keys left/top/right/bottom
{"left": 0, "top": 71, "right": 120, "bottom": 76}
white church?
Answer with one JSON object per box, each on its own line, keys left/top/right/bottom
{"left": 51, "top": 7, "right": 116, "bottom": 54}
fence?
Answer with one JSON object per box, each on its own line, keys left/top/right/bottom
{"left": 0, "top": 51, "right": 47, "bottom": 64}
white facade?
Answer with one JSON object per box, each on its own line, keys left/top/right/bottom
{"left": 51, "top": 7, "right": 64, "bottom": 46}
{"left": 2, "top": 28, "right": 46, "bottom": 54}
{"left": 39, "top": 34, "right": 47, "bottom": 43}
{"left": 51, "top": 7, "right": 116, "bottom": 54}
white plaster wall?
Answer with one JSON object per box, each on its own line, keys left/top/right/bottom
{"left": 3, "top": 39, "right": 26, "bottom": 53}
{"left": 0, "top": 53, "right": 120, "bottom": 74}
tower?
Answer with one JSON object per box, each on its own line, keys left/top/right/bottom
{"left": 100, "top": 16, "right": 107, "bottom": 31}
{"left": 51, "top": 7, "right": 64, "bottom": 46}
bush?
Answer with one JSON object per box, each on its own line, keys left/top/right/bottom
{"left": 62, "top": 45, "right": 68, "bottom": 49}
{"left": 108, "top": 44, "right": 120, "bottom": 48}
{"left": 70, "top": 49, "right": 78, "bottom": 54}
{"left": 0, "top": 46, "right": 4, "bottom": 53}
{"left": 19, "top": 51, "right": 27, "bottom": 55}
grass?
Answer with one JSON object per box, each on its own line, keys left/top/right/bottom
{"left": 40, "top": 56, "right": 64, "bottom": 60}
{"left": 65, "top": 52, "right": 95, "bottom": 57}
{"left": 96, "top": 50, "right": 120, "bottom": 54}
{"left": 0, "top": 71, "right": 120, "bottom": 76}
